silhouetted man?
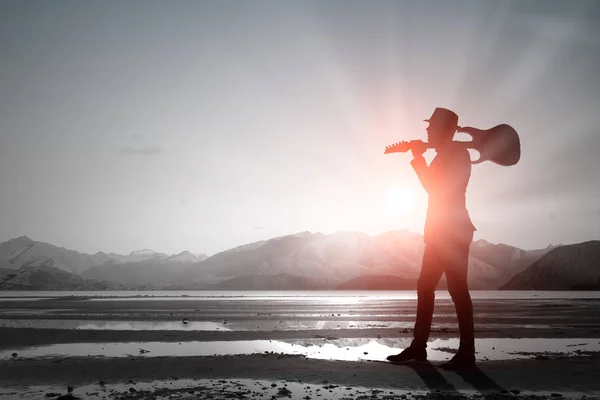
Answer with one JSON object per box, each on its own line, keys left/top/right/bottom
{"left": 387, "top": 108, "right": 477, "bottom": 370}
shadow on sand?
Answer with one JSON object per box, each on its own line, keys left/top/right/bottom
{"left": 401, "top": 361, "right": 509, "bottom": 399}
{"left": 454, "top": 365, "right": 510, "bottom": 398}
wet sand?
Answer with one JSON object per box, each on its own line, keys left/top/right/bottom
{"left": 1, "top": 294, "right": 600, "bottom": 399}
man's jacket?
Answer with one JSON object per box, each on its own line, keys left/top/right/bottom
{"left": 410, "top": 144, "right": 476, "bottom": 245}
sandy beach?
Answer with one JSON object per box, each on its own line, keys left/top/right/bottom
{"left": 1, "top": 291, "right": 600, "bottom": 399}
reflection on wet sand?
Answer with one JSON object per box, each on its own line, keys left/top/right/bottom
{"left": 3, "top": 338, "right": 599, "bottom": 362}
{"left": 0, "top": 318, "right": 557, "bottom": 333}
{"left": 0, "top": 319, "right": 231, "bottom": 331}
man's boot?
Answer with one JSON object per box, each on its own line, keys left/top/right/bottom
{"left": 439, "top": 351, "right": 476, "bottom": 370}
{"left": 386, "top": 345, "right": 427, "bottom": 364}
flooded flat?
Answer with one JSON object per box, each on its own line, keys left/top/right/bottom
{"left": 2, "top": 292, "right": 600, "bottom": 352}
{"left": 0, "top": 318, "right": 557, "bottom": 333}
{"left": 2, "top": 291, "right": 600, "bottom": 399}
{"left": 3, "top": 338, "right": 600, "bottom": 362}
{"left": 2, "top": 292, "right": 600, "bottom": 339}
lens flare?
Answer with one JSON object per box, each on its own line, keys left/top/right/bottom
{"left": 386, "top": 186, "right": 416, "bottom": 217}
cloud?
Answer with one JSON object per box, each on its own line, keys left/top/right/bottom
{"left": 118, "top": 146, "right": 163, "bottom": 155}
{"left": 130, "top": 134, "right": 144, "bottom": 140}
{"left": 511, "top": 12, "right": 600, "bottom": 45}
{"left": 254, "top": 226, "right": 266, "bottom": 230}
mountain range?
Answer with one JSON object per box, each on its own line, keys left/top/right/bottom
{"left": 500, "top": 240, "right": 600, "bottom": 290}
{"left": 0, "top": 232, "right": 597, "bottom": 291}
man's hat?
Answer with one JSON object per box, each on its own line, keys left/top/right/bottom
{"left": 424, "top": 108, "right": 460, "bottom": 130}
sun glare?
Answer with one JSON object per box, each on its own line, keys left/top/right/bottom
{"left": 386, "top": 186, "right": 416, "bottom": 217}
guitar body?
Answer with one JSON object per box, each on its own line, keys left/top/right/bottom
{"left": 460, "top": 124, "right": 521, "bottom": 166}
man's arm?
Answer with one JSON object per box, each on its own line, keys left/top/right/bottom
{"left": 410, "top": 146, "right": 471, "bottom": 195}
{"left": 410, "top": 155, "right": 432, "bottom": 193}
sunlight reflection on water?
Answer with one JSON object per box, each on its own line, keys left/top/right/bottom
{"left": 3, "top": 338, "right": 599, "bottom": 362}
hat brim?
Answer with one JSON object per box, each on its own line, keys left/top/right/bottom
{"left": 424, "top": 118, "right": 457, "bottom": 125}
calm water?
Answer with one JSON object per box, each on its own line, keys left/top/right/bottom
{"left": 3, "top": 338, "right": 599, "bottom": 361}
{"left": 1, "top": 290, "right": 600, "bottom": 300}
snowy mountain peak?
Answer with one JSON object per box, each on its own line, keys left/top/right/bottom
{"left": 129, "top": 249, "right": 159, "bottom": 257}
{"left": 103, "top": 249, "right": 167, "bottom": 263}
{"left": 161, "top": 250, "right": 205, "bottom": 263}
{"left": 8, "top": 235, "right": 34, "bottom": 245}
{"left": 223, "top": 240, "right": 268, "bottom": 254}
{"left": 291, "top": 231, "right": 314, "bottom": 238}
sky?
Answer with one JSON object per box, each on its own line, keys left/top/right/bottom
{"left": 1, "top": 0, "right": 599, "bottom": 256}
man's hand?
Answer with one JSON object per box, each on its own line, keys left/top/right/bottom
{"left": 410, "top": 140, "right": 427, "bottom": 158}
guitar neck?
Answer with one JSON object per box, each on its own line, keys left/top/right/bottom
{"left": 424, "top": 141, "right": 477, "bottom": 149}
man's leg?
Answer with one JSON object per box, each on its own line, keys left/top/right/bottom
{"left": 440, "top": 234, "right": 476, "bottom": 368}
{"left": 387, "top": 244, "right": 443, "bottom": 363}
{"left": 411, "top": 244, "right": 444, "bottom": 349}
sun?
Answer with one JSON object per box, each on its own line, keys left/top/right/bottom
{"left": 386, "top": 186, "right": 416, "bottom": 217}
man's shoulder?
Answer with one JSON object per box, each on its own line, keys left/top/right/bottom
{"left": 441, "top": 144, "right": 470, "bottom": 159}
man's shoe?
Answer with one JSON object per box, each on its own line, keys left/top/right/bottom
{"left": 439, "top": 352, "right": 476, "bottom": 371}
{"left": 386, "top": 346, "right": 427, "bottom": 364}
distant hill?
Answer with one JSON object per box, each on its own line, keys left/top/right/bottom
{"left": 468, "top": 240, "right": 557, "bottom": 288}
{"left": 0, "top": 266, "right": 133, "bottom": 290}
{"left": 500, "top": 241, "right": 600, "bottom": 290}
{"left": 165, "top": 273, "right": 329, "bottom": 290}
{"left": 178, "top": 230, "right": 553, "bottom": 290}
{"left": 162, "top": 251, "right": 207, "bottom": 263}
{"left": 83, "top": 259, "right": 194, "bottom": 286}
{"left": 0, "top": 236, "right": 206, "bottom": 288}
{"left": 0, "top": 236, "right": 114, "bottom": 274}
{"left": 177, "top": 230, "right": 424, "bottom": 289}
{"left": 334, "top": 239, "right": 549, "bottom": 291}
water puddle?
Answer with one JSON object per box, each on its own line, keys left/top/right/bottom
{"left": 0, "top": 318, "right": 416, "bottom": 331}
{"left": 0, "top": 319, "right": 231, "bottom": 331}
{"left": 0, "top": 310, "right": 68, "bottom": 316}
{"left": 2, "top": 338, "right": 599, "bottom": 362}
{"left": 0, "top": 298, "right": 51, "bottom": 302}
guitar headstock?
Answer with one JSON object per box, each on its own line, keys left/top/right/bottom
{"left": 384, "top": 141, "right": 411, "bottom": 154}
